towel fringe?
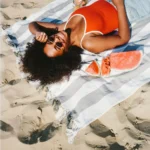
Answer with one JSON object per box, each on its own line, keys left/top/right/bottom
{"left": 46, "top": 92, "right": 70, "bottom": 121}
{"left": 55, "top": 106, "right": 68, "bottom": 121}
{"left": 66, "top": 120, "right": 80, "bottom": 144}
{"left": 46, "top": 91, "right": 80, "bottom": 143}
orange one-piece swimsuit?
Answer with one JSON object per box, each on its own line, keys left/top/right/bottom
{"left": 65, "top": 0, "right": 119, "bottom": 49}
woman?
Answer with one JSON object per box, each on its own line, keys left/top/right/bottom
{"left": 22, "top": 0, "right": 130, "bottom": 86}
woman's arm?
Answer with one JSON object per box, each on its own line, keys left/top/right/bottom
{"left": 112, "top": 0, "right": 130, "bottom": 43}
{"left": 28, "top": 21, "right": 66, "bottom": 43}
{"left": 29, "top": 21, "right": 66, "bottom": 35}
{"left": 82, "top": 0, "right": 130, "bottom": 53}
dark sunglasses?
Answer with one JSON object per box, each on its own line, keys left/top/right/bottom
{"left": 47, "top": 35, "right": 63, "bottom": 50}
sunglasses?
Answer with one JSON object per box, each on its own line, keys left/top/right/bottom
{"left": 47, "top": 35, "right": 63, "bottom": 51}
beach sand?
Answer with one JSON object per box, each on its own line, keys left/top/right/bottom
{"left": 0, "top": 0, "right": 150, "bottom": 149}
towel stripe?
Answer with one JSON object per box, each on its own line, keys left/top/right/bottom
{"left": 66, "top": 53, "right": 150, "bottom": 118}
{"left": 74, "top": 68, "right": 150, "bottom": 131}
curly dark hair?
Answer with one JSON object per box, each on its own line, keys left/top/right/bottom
{"left": 22, "top": 26, "right": 82, "bottom": 86}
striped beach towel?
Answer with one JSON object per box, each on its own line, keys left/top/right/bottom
{"left": 3, "top": 0, "right": 150, "bottom": 143}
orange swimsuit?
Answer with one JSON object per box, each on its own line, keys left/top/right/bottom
{"left": 65, "top": 0, "right": 119, "bottom": 49}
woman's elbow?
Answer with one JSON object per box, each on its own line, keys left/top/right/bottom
{"left": 121, "top": 35, "right": 130, "bottom": 45}
{"left": 124, "top": 31, "right": 131, "bottom": 43}
{"left": 29, "top": 21, "right": 37, "bottom": 28}
{"left": 28, "top": 21, "right": 39, "bottom": 35}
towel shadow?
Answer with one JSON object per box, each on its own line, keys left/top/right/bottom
{"left": 41, "top": 18, "right": 63, "bottom": 24}
{"left": 113, "top": 42, "right": 150, "bottom": 54}
{"left": 124, "top": 42, "right": 150, "bottom": 53}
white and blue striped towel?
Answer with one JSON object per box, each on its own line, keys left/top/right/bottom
{"left": 3, "top": 0, "right": 150, "bottom": 143}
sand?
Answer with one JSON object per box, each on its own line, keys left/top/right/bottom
{"left": 0, "top": 0, "right": 150, "bottom": 150}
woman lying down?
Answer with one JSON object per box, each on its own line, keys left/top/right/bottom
{"left": 22, "top": 0, "right": 137, "bottom": 86}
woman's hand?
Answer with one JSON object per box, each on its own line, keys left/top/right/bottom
{"left": 35, "top": 32, "right": 48, "bottom": 43}
{"left": 112, "top": 0, "right": 124, "bottom": 7}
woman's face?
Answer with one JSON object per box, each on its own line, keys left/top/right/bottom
{"left": 44, "top": 30, "right": 69, "bottom": 57}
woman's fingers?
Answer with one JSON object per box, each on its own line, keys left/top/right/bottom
{"left": 35, "top": 32, "right": 41, "bottom": 39}
{"left": 41, "top": 33, "right": 48, "bottom": 42}
{"left": 37, "top": 32, "right": 44, "bottom": 42}
{"left": 40, "top": 32, "right": 46, "bottom": 41}
{"left": 42, "top": 34, "right": 48, "bottom": 43}
{"left": 35, "top": 32, "right": 48, "bottom": 43}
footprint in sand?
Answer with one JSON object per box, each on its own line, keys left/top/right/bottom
{"left": 90, "top": 120, "right": 115, "bottom": 137}
{"left": 11, "top": 100, "right": 51, "bottom": 108}
{"left": 125, "top": 126, "right": 148, "bottom": 141}
{"left": 127, "top": 110, "right": 150, "bottom": 135}
{"left": 0, "top": 10, "right": 23, "bottom": 29}
{"left": 0, "top": 117, "right": 61, "bottom": 144}
{"left": 20, "top": 2, "right": 37, "bottom": 9}
{"left": 131, "top": 120, "right": 150, "bottom": 135}
{"left": 39, "top": 122, "right": 60, "bottom": 142}
{"left": 0, "top": 11, "right": 10, "bottom": 20}
{"left": 0, "top": 54, "right": 5, "bottom": 58}
{"left": 1, "top": 69, "right": 15, "bottom": 83}
{"left": 8, "top": 79, "right": 21, "bottom": 85}
{"left": 109, "top": 143, "right": 125, "bottom": 150}
{"left": 0, "top": 0, "right": 15, "bottom": 8}
{"left": 0, "top": 11, "right": 12, "bottom": 29}
{"left": 0, "top": 69, "right": 21, "bottom": 87}
{"left": 85, "top": 132, "right": 109, "bottom": 149}
{"left": 0, "top": 120, "right": 13, "bottom": 132}
{"left": 10, "top": 103, "right": 61, "bottom": 144}
{"left": 17, "top": 122, "right": 61, "bottom": 144}
{"left": 0, "top": 120, "right": 14, "bottom": 139}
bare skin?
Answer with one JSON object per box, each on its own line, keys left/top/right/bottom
{"left": 29, "top": 0, "right": 130, "bottom": 57}
{"left": 73, "top": 0, "right": 87, "bottom": 10}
